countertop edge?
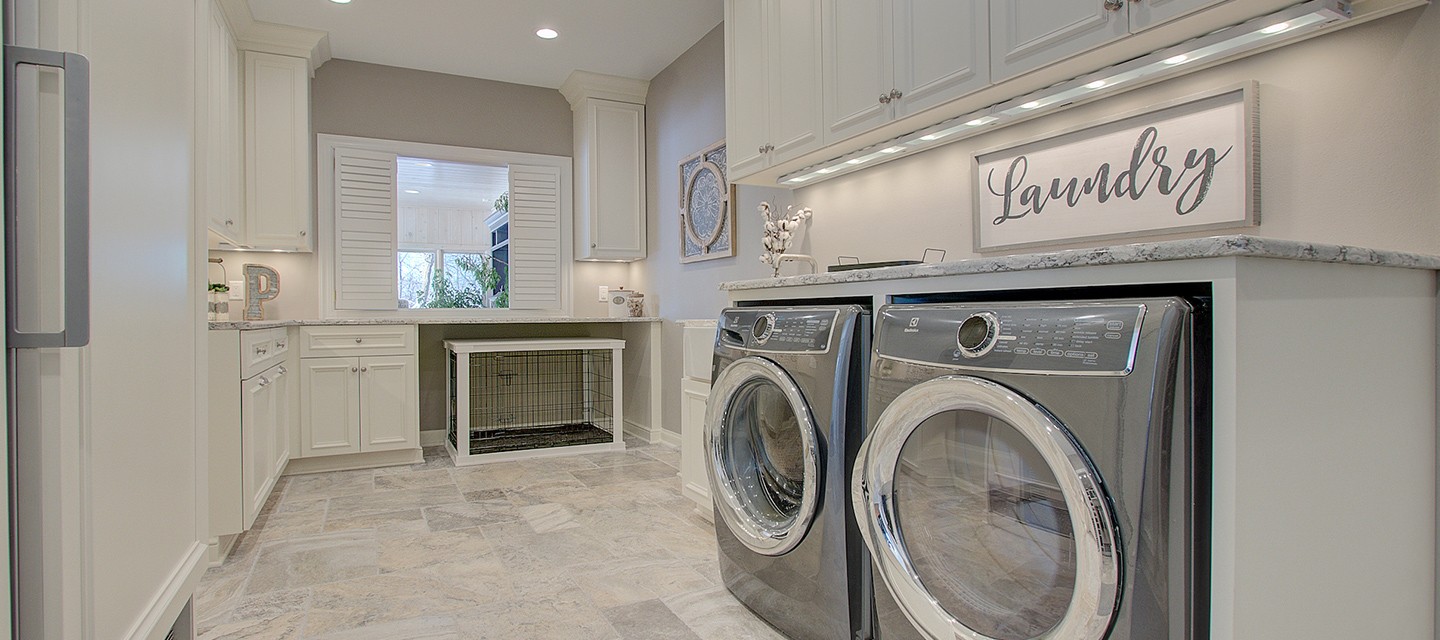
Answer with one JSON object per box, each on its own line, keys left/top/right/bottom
{"left": 719, "top": 235, "right": 1440, "bottom": 291}
{"left": 209, "top": 316, "right": 664, "bottom": 330}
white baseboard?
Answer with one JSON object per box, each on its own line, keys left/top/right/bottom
{"left": 682, "top": 481, "right": 714, "bottom": 523}
{"left": 205, "top": 534, "right": 240, "bottom": 568}
{"left": 658, "top": 427, "right": 682, "bottom": 448}
{"left": 283, "top": 448, "right": 423, "bottom": 475}
{"left": 623, "top": 419, "right": 658, "bottom": 444}
{"left": 122, "top": 541, "right": 206, "bottom": 640}
{"left": 419, "top": 430, "right": 446, "bottom": 447}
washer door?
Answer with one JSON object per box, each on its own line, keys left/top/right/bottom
{"left": 853, "top": 375, "right": 1120, "bottom": 640}
{"left": 706, "top": 356, "right": 821, "bottom": 556}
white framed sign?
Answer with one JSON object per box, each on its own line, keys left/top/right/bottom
{"left": 973, "top": 82, "right": 1258, "bottom": 252}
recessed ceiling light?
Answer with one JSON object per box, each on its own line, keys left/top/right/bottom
{"left": 536, "top": 28, "right": 558, "bottom": 39}
{"left": 403, "top": 189, "right": 421, "bottom": 194}
{"left": 330, "top": 0, "right": 351, "bottom": 4}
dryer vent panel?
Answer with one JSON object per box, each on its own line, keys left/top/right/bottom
{"left": 445, "top": 338, "right": 625, "bottom": 465}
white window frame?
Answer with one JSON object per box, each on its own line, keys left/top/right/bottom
{"left": 316, "top": 134, "right": 574, "bottom": 319}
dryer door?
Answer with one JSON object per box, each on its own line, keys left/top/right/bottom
{"left": 853, "top": 375, "right": 1120, "bottom": 640}
{"left": 705, "top": 356, "right": 820, "bottom": 556}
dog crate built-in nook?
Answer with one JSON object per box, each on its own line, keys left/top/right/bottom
{"left": 444, "top": 338, "right": 625, "bottom": 465}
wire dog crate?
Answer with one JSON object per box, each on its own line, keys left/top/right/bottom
{"left": 444, "top": 338, "right": 625, "bottom": 465}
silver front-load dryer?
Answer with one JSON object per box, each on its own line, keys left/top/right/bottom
{"left": 707, "top": 305, "right": 871, "bottom": 640}
{"left": 854, "top": 298, "right": 1201, "bottom": 640}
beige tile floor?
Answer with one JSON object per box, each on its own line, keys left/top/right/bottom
{"left": 195, "top": 439, "right": 788, "bottom": 640}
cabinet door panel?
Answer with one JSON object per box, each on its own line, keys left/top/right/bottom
{"left": 726, "top": 0, "right": 770, "bottom": 178}
{"left": 768, "top": 0, "right": 824, "bottom": 164}
{"left": 246, "top": 51, "right": 312, "bottom": 251}
{"left": 823, "top": 0, "right": 892, "bottom": 143}
{"left": 270, "top": 366, "right": 291, "bottom": 479}
{"left": 583, "top": 100, "right": 646, "bottom": 260}
{"left": 990, "top": 0, "right": 1128, "bottom": 83}
{"left": 894, "top": 0, "right": 990, "bottom": 116}
{"left": 1129, "top": 0, "right": 1226, "bottom": 31}
{"left": 241, "top": 373, "right": 276, "bottom": 528}
{"left": 359, "top": 355, "right": 419, "bottom": 452}
{"left": 301, "top": 358, "right": 362, "bottom": 456}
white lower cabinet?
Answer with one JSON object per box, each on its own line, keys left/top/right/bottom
{"left": 678, "top": 320, "right": 718, "bottom": 520}
{"left": 242, "top": 362, "right": 289, "bottom": 525}
{"left": 298, "top": 326, "right": 419, "bottom": 458}
{"left": 209, "top": 327, "right": 292, "bottom": 548}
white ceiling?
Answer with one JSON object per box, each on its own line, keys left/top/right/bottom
{"left": 246, "top": 0, "right": 724, "bottom": 89}
{"left": 396, "top": 156, "right": 508, "bottom": 210}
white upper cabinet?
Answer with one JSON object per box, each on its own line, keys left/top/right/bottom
{"left": 726, "top": 0, "right": 824, "bottom": 179}
{"left": 202, "top": 6, "right": 245, "bottom": 244}
{"left": 246, "top": 51, "right": 313, "bottom": 251}
{"left": 824, "top": 0, "right": 989, "bottom": 143}
{"left": 1130, "top": 0, "right": 1230, "bottom": 32}
{"left": 561, "top": 72, "right": 649, "bottom": 262}
{"left": 989, "top": 0, "right": 1130, "bottom": 83}
{"left": 199, "top": 4, "right": 327, "bottom": 250}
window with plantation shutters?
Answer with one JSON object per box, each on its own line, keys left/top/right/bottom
{"left": 332, "top": 147, "right": 399, "bottom": 310}
{"left": 317, "top": 134, "right": 573, "bottom": 318}
{"left": 506, "top": 164, "right": 565, "bottom": 311}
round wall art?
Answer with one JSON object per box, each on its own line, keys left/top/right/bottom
{"left": 679, "top": 141, "right": 734, "bottom": 263}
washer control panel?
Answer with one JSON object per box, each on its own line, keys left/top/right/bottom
{"left": 720, "top": 308, "right": 838, "bottom": 353}
{"left": 877, "top": 303, "right": 1147, "bottom": 375}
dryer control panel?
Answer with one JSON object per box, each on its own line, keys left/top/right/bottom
{"left": 719, "top": 308, "right": 839, "bottom": 353}
{"left": 877, "top": 303, "right": 1146, "bottom": 375}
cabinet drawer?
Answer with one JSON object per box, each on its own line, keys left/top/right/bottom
{"left": 241, "top": 328, "right": 288, "bottom": 378}
{"left": 299, "top": 325, "right": 416, "bottom": 358}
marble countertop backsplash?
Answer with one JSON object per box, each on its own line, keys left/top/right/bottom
{"left": 721, "top": 235, "right": 1440, "bottom": 291}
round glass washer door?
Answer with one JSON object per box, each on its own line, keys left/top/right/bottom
{"left": 852, "top": 375, "right": 1120, "bottom": 640}
{"left": 705, "top": 356, "right": 820, "bottom": 556}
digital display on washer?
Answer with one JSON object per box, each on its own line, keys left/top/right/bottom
{"left": 720, "top": 308, "right": 838, "bottom": 352}
{"left": 876, "top": 303, "right": 1146, "bottom": 375}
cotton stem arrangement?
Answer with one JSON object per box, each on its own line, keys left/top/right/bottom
{"left": 758, "top": 201, "right": 813, "bottom": 277}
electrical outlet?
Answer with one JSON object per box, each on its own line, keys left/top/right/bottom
{"left": 598, "top": 285, "right": 609, "bottom": 302}
{"left": 228, "top": 280, "right": 244, "bottom": 301}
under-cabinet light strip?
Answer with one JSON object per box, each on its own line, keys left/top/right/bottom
{"left": 780, "top": 0, "right": 1351, "bottom": 186}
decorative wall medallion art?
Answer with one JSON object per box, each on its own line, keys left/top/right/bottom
{"left": 679, "top": 140, "right": 734, "bottom": 263}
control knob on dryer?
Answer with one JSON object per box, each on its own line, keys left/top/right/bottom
{"left": 956, "top": 312, "right": 999, "bottom": 358}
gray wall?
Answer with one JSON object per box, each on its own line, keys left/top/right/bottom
{"left": 634, "top": 25, "right": 795, "bottom": 440}
{"left": 312, "top": 59, "right": 573, "bottom": 157}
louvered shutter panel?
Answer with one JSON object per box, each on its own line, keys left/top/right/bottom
{"left": 333, "top": 148, "right": 398, "bottom": 310}
{"left": 507, "top": 164, "right": 565, "bottom": 311}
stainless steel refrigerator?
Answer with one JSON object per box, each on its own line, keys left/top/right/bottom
{"left": 5, "top": 0, "right": 207, "bottom": 638}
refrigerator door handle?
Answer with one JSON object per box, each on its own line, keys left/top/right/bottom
{"left": 4, "top": 45, "right": 89, "bottom": 348}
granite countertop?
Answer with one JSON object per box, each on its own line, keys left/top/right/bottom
{"left": 209, "top": 316, "right": 662, "bottom": 330}
{"left": 721, "top": 235, "right": 1440, "bottom": 291}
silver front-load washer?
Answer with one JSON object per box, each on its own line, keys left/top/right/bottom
{"left": 707, "top": 304, "right": 871, "bottom": 640}
{"left": 854, "top": 297, "right": 1203, "bottom": 640}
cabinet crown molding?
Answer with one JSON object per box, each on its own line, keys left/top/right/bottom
{"left": 560, "top": 70, "right": 650, "bottom": 107}
{"left": 217, "top": 0, "right": 332, "bottom": 75}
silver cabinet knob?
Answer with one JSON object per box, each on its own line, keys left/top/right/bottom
{"left": 277, "top": 366, "right": 287, "bottom": 375}
{"left": 759, "top": 145, "right": 766, "bottom": 154}
{"left": 879, "top": 94, "right": 891, "bottom": 104}
{"left": 1103, "top": 0, "right": 1123, "bottom": 10}
{"left": 361, "top": 366, "right": 368, "bottom": 373}
{"left": 225, "top": 218, "right": 234, "bottom": 226}
{"left": 257, "top": 377, "right": 270, "bottom": 387}
{"left": 889, "top": 89, "right": 903, "bottom": 101}
{"left": 299, "top": 230, "right": 307, "bottom": 237}
{"left": 355, "top": 338, "right": 363, "bottom": 343}
{"left": 351, "top": 366, "right": 358, "bottom": 372}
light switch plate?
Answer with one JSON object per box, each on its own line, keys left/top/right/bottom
{"left": 228, "top": 280, "right": 244, "bottom": 300}
{"left": 598, "top": 285, "right": 609, "bottom": 302}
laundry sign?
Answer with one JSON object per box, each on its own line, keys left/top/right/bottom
{"left": 973, "top": 83, "right": 1257, "bottom": 251}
